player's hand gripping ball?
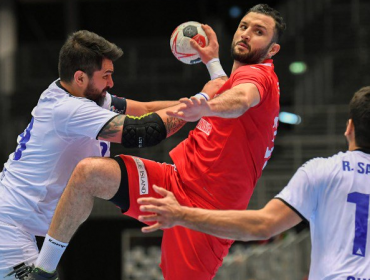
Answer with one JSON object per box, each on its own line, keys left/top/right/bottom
{"left": 170, "top": 21, "right": 208, "bottom": 65}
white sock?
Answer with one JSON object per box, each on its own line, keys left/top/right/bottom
{"left": 35, "top": 234, "right": 68, "bottom": 273}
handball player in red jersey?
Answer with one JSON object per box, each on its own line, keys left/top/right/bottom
{"left": 28, "top": 4, "right": 286, "bottom": 280}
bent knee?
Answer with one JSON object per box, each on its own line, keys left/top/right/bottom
{"left": 70, "top": 158, "right": 102, "bottom": 190}
{"left": 72, "top": 157, "right": 121, "bottom": 199}
{"left": 74, "top": 157, "right": 98, "bottom": 177}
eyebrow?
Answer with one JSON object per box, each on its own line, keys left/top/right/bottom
{"left": 240, "top": 21, "right": 268, "bottom": 31}
{"left": 254, "top": 24, "right": 268, "bottom": 31}
{"left": 105, "top": 70, "right": 114, "bottom": 74}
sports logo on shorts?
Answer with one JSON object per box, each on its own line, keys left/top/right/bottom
{"left": 133, "top": 157, "right": 148, "bottom": 195}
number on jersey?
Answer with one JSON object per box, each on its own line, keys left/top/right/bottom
{"left": 347, "top": 192, "right": 369, "bottom": 257}
{"left": 13, "top": 118, "right": 34, "bottom": 161}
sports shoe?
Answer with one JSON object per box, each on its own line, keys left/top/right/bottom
{"left": 4, "top": 262, "right": 32, "bottom": 279}
{"left": 23, "top": 267, "right": 59, "bottom": 280}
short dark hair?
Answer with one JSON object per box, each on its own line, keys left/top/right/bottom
{"left": 349, "top": 86, "right": 370, "bottom": 149}
{"left": 246, "top": 4, "right": 286, "bottom": 43}
{"left": 58, "top": 30, "right": 123, "bottom": 82}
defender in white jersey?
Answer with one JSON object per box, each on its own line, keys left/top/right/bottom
{"left": 137, "top": 86, "right": 370, "bottom": 280}
{"left": 0, "top": 30, "right": 222, "bottom": 280}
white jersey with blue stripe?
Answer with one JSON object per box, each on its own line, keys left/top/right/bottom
{"left": 276, "top": 150, "right": 370, "bottom": 280}
{"left": 0, "top": 80, "right": 118, "bottom": 236}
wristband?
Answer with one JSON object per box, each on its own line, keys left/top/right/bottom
{"left": 206, "top": 58, "right": 227, "bottom": 80}
{"left": 194, "top": 92, "right": 209, "bottom": 101}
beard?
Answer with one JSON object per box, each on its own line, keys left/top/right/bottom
{"left": 231, "top": 40, "right": 272, "bottom": 64}
{"left": 83, "top": 80, "right": 109, "bottom": 106}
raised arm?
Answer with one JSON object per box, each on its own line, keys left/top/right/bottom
{"left": 167, "top": 83, "right": 260, "bottom": 122}
{"left": 138, "top": 186, "right": 302, "bottom": 241}
{"left": 191, "top": 24, "right": 220, "bottom": 64}
{"left": 110, "top": 24, "right": 226, "bottom": 120}
{"left": 191, "top": 24, "right": 228, "bottom": 81}
{"left": 98, "top": 23, "right": 229, "bottom": 143}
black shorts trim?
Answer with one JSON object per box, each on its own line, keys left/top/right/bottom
{"left": 109, "top": 156, "right": 130, "bottom": 212}
{"left": 273, "top": 198, "right": 309, "bottom": 224}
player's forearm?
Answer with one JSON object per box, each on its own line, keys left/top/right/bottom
{"left": 156, "top": 104, "right": 187, "bottom": 137}
{"left": 178, "top": 207, "right": 272, "bottom": 242}
{"left": 142, "top": 100, "right": 180, "bottom": 114}
{"left": 126, "top": 100, "right": 180, "bottom": 116}
{"left": 206, "top": 90, "right": 251, "bottom": 118}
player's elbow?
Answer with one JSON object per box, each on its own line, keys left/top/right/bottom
{"left": 126, "top": 100, "right": 152, "bottom": 116}
{"left": 256, "top": 223, "right": 275, "bottom": 240}
{"left": 141, "top": 102, "right": 156, "bottom": 114}
{"left": 235, "top": 87, "right": 259, "bottom": 109}
{"left": 244, "top": 93, "right": 260, "bottom": 109}
{"left": 240, "top": 216, "right": 275, "bottom": 242}
{"left": 258, "top": 215, "right": 279, "bottom": 240}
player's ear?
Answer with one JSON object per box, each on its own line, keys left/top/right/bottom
{"left": 268, "top": 43, "right": 280, "bottom": 58}
{"left": 74, "top": 70, "right": 87, "bottom": 87}
{"left": 344, "top": 119, "right": 355, "bottom": 137}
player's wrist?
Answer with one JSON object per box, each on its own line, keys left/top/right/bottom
{"left": 206, "top": 58, "right": 227, "bottom": 80}
{"left": 178, "top": 206, "right": 193, "bottom": 227}
{"left": 194, "top": 92, "right": 210, "bottom": 101}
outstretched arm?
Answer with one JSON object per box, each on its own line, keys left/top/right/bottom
{"left": 167, "top": 83, "right": 260, "bottom": 122}
{"left": 138, "top": 186, "right": 302, "bottom": 241}
{"left": 97, "top": 101, "right": 188, "bottom": 143}
{"left": 98, "top": 77, "right": 226, "bottom": 142}
{"left": 125, "top": 100, "right": 180, "bottom": 116}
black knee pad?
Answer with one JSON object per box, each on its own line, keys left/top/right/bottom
{"left": 109, "top": 156, "right": 130, "bottom": 212}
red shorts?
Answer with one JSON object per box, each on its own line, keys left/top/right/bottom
{"left": 117, "top": 155, "right": 233, "bottom": 280}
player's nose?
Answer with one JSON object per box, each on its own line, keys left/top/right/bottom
{"left": 107, "top": 75, "right": 114, "bottom": 88}
{"left": 241, "top": 29, "right": 251, "bottom": 41}
{"left": 241, "top": 34, "right": 251, "bottom": 41}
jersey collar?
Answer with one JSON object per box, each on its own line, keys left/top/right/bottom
{"left": 261, "top": 58, "right": 273, "bottom": 66}
{"left": 355, "top": 148, "right": 370, "bottom": 154}
{"left": 56, "top": 80, "right": 70, "bottom": 94}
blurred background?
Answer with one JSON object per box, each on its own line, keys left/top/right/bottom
{"left": 0, "top": 0, "right": 369, "bottom": 279}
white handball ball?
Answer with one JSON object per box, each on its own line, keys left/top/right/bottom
{"left": 170, "top": 21, "right": 208, "bottom": 65}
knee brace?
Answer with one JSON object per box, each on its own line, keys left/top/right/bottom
{"left": 122, "top": 113, "right": 167, "bottom": 148}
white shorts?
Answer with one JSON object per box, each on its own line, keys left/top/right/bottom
{"left": 0, "top": 221, "right": 38, "bottom": 279}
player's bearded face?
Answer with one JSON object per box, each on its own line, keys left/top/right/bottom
{"left": 84, "top": 79, "right": 110, "bottom": 106}
{"left": 231, "top": 39, "right": 273, "bottom": 64}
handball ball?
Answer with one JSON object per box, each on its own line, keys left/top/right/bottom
{"left": 170, "top": 21, "right": 208, "bottom": 65}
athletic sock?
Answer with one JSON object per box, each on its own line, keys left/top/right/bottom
{"left": 35, "top": 234, "right": 68, "bottom": 273}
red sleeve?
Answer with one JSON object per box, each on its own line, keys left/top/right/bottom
{"left": 229, "top": 65, "right": 269, "bottom": 101}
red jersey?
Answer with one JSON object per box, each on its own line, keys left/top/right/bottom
{"left": 170, "top": 59, "right": 280, "bottom": 211}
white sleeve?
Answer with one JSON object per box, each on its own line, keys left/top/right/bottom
{"left": 275, "top": 160, "right": 321, "bottom": 222}
{"left": 54, "top": 98, "right": 118, "bottom": 139}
